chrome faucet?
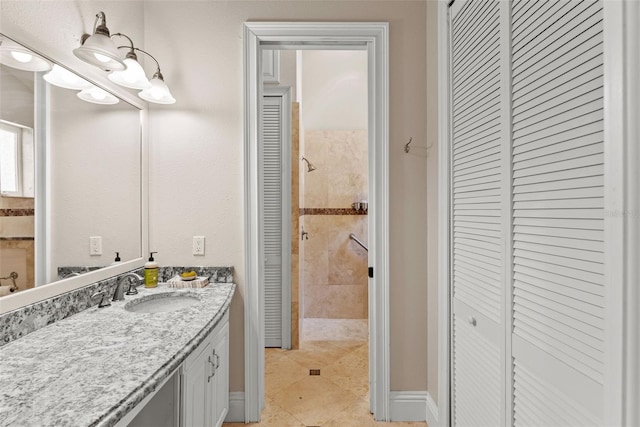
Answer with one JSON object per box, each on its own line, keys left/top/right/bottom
{"left": 113, "top": 272, "right": 143, "bottom": 301}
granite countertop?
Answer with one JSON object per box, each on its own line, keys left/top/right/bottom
{"left": 0, "top": 282, "right": 235, "bottom": 427}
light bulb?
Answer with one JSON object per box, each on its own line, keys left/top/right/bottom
{"left": 11, "top": 51, "right": 32, "bottom": 63}
{"left": 94, "top": 52, "right": 112, "bottom": 63}
{"left": 151, "top": 87, "right": 164, "bottom": 100}
{"left": 43, "top": 65, "right": 92, "bottom": 90}
{"left": 91, "top": 88, "right": 107, "bottom": 100}
{"left": 77, "top": 85, "right": 119, "bottom": 105}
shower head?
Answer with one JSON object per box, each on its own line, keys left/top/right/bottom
{"left": 301, "top": 156, "right": 317, "bottom": 172}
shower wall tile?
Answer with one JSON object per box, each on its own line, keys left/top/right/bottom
{"left": 303, "top": 130, "right": 368, "bottom": 209}
{"left": 304, "top": 284, "right": 367, "bottom": 319}
{"left": 291, "top": 102, "right": 300, "bottom": 349}
{"left": 301, "top": 210, "right": 368, "bottom": 319}
{"left": 1, "top": 195, "right": 35, "bottom": 292}
{"left": 0, "top": 240, "right": 35, "bottom": 291}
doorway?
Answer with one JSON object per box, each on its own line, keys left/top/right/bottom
{"left": 243, "top": 22, "right": 390, "bottom": 422}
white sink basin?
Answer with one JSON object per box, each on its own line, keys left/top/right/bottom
{"left": 125, "top": 293, "right": 200, "bottom": 314}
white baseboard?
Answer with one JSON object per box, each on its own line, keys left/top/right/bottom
{"left": 389, "top": 391, "right": 428, "bottom": 422}
{"left": 226, "top": 390, "right": 437, "bottom": 424}
{"left": 425, "top": 392, "right": 439, "bottom": 427}
{"left": 225, "top": 392, "right": 245, "bottom": 423}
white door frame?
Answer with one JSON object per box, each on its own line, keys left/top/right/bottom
{"left": 243, "top": 22, "right": 389, "bottom": 422}
{"left": 437, "top": 1, "right": 640, "bottom": 426}
{"left": 602, "top": 1, "right": 640, "bottom": 425}
{"left": 436, "top": 2, "right": 452, "bottom": 426}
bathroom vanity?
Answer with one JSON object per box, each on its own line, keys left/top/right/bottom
{"left": 0, "top": 282, "right": 235, "bottom": 427}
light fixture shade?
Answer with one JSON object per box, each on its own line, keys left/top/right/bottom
{"left": 0, "top": 41, "right": 51, "bottom": 72}
{"left": 108, "top": 57, "right": 151, "bottom": 89}
{"left": 43, "top": 64, "right": 92, "bottom": 90}
{"left": 138, "top": 75, "right": 176, "bottom": 104}
{"left": 73, "top": 33, "right": 125, "bottom": 72}
{"left": 77, "top": 85, "right": 119, "bottom": 105}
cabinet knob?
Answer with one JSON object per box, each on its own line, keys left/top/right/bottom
{"left": 468, "top": 316, "right": 477, "bottom": 327}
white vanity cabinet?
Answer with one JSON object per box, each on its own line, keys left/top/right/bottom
{"left": 181, "top": 311, "right": 229, "bottom": 427}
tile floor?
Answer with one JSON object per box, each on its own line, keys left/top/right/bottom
{"left": 223, "top": 319, "right": 427, "bottom": 427}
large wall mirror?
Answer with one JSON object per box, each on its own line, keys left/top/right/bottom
{"left": 0, "top": 33, "right": 146, "bottom": 311}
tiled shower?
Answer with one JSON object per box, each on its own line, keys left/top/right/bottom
{"left": 300, "top": 130, "right": 368, "bottom": 320}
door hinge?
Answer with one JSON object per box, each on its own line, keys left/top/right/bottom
{"left": 368, "top": 267, "right": 374, "bottom": 278}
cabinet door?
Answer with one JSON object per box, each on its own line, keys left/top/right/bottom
{"left": 183, "top": 338, "right": 213, "bottom": 427}
{"left": 262, "top": 95, "right": 289, "bottom": 348}
{"left": 510, "top": 0, "right": 605, "bottom": 425}
{"left": 450, "top": 0, "right": 510, "bottom": 426}
{"left": 210, "top": 321, "right": 230, "bottom": 427}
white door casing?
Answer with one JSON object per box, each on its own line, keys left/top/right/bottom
{"left": 243, "top": 22, "right": 389, "bottom": 422}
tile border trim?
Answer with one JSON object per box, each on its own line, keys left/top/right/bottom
{"left": 0, "top": 208, "right": 35, "bottom": 217}
{"left": 299, "top": 208, "right": 368, "bottom": 216}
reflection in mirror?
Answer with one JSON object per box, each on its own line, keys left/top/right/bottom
{"left": 0, "top": 34, "right": 142, "bottom": 299}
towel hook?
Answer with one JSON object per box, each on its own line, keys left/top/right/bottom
{"left": 404, "top": 137, "right": 413, "bottom": 153}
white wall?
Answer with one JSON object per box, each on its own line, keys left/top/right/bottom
{"left": 0, "top": 65, "right": 34, "bottom": 128}
{"left": 300, "top": 50, "right": 368, "bottom": 130}
{"left": 49, "top": 87, "right": 141, "bottom": 277}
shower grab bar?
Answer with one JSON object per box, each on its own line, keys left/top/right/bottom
{"left": 349, "top": 233, "right": 368, "bottom": 252}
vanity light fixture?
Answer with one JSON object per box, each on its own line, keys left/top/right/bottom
{"left": 43, "top": 64, "right": 92, "bottom": 90}
{"left": 73, "top": 11, "right": 175, "bottom": 104}
{"left": 73, "top": 11, "right": 126, "bottom": 72}
{"left": 135, "top": 48, "right": 176, "bottom": 104}
{"left": 107, "top": 34, "right": 151, "bottom": 90}
{"left": 0, "top": 39, "right": 51, "bottom": 72}
{"left": 77, "top": 84, "right": 119, "bottom": 105}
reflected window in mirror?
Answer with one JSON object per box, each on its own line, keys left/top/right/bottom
{"left": 0, "top": 120, "right": 34, "bottom": 198}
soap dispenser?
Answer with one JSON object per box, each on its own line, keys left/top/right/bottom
{"left": 144, "top": 252, "right": 159, "bottom": 288}
{"left": 112, "top": 252, "right": 121, "bottom": 265}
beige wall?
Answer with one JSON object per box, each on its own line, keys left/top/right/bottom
{"left": 144, "top": 0, "right": 429, "bottom": 393}
{"left": 3, "top": 0, "right": 434, "bottom": 396}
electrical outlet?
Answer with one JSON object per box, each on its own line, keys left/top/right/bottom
{"left": 90, "top": 236, "right": 102, "bottom": 255}
{"left": 193, "top": 236, "right": 205, "bottom": 256}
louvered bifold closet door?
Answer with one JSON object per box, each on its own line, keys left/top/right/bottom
{"left": 263, "top": 96, "right": 284, "bottom": 348}
{"left": 450, "top": 1, "right": 507, "bottom": 425}
{"left": 510, "top": 1, "right": 604, "bottom": 425}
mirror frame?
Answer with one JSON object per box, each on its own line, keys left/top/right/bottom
{"left": 0, "top": 33, "right": 149, "bottom": 314}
